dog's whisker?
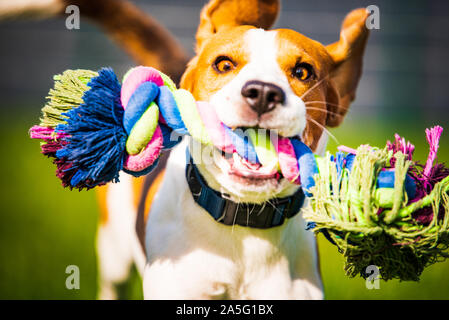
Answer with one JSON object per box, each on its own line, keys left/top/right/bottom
{"left": 306, "top": 116, "right": 339, "bottom": 144}
{"left": 249, "top": 204, "right": 256, "bottom": 216}
{"left": 264, "top": 193, "right": 283, "bottom": 216}
{"left": 305, "top": 107, "right": 344, "bottom": 118}
{"left": 232, "top": 198, "right": 241, "bottom": 233}
{"left": 268, "top": 201, "right": 282, "bottom": 215}
{"left": 300, "top": 75, "right": 329, "bottom": 100}
{"left": 246, "top": 205, "right": 252, "bottom": 226}
{"left": 257, "top": 202, "right": 267, "bottom": 216}
{"left": 304, "top": 100, "right": 350, "bottom": 111}
{"left": 246, "top": 203, "right": 257, "bottom": 226}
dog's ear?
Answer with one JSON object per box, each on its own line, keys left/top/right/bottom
{"left": 180, "top": 56, "right": 199, "bottom": 93}
{"left": 325, "top": 8, "right": 370, "bottom": 127}
{"left": 195, "top": 0, "right": 280, "bottom": 51}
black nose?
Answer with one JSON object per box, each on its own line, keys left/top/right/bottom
{"left": 241, "top": 80, "right": 285, "bottom": 116}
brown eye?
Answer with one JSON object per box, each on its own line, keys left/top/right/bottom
{"left": 213, "top": 56, "right": 236, "bottom": 74}
{"left": 293, "top": 63, "right": 314, "bottom": 81}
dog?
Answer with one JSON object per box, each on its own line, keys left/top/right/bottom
{"left": 4, "top": 0, "right": 369, "bottom": 299}
{"left": 96, "top": 0, "right": 369, "bottom": 300}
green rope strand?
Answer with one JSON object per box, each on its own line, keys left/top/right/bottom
{"left": 303, "top": 146, "right": 449, "bottom": 281}
{"left": 39, "top": 69, "right": 98, "bottom": 128}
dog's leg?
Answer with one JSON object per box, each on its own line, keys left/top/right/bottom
{"left": 96, "top": 175, "right": 146, "bottom": 300}
{"left": 240, "top": 254, "right": 323, "bottom": 300}
{"left": 142, "top": 251, "right": 232, "bottom": 300}
{"left": 239, "top": 213, "right": 323, "bottom": 300}
{"left": 96, "top": 226, "right": 133, "bottom": 300}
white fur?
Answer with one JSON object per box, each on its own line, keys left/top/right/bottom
{"left": 210, "top": 29, "right": 307, "bottom": 138}
{"left": 143, "top": 139, "right": 323, "bottom": 299}
{"left": 98, "top": 28, "right": 324, "bottom": 300}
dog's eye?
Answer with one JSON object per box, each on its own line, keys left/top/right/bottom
{"left": 293, "top": 63, "right": 314, "bottom": 81}
{"left": 213, "top": 56, "right": 236, "bottom": 74}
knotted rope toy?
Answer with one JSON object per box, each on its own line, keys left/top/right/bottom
{"left": 29, "top": 66, "right": 449, "bottom": 281}
{"left": 304, "top": 126, "right": 449, "bottom": 281}
{"left": 29, "top": 66, "right": 316, "bottom": 191}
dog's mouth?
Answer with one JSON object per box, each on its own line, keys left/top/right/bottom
{"left": 213, "top": 127, "right": 288, "bottom": 184}
{"left": 219, "top": 150, "right": 281, "bottom": 180}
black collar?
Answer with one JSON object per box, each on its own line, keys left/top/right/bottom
{"left": 185, "top": 157, "right": 305, "bottom": 229}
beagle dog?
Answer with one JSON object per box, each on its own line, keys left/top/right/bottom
{"left": 7, "top": 0, "right": 368, "bottom": 299}
{"left": 96, "top": 0, "right": 369, "bottom": 300}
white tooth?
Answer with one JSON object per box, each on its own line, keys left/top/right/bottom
{"left": 233, "top": 152, "right": 241, "bottom": 164}
{"left": 267, "top": 160, "right": 278, "bottom": 172}
{"left": 215, "top": 149, "right": 230, "bottom": 172}
{"left": 221, "top": 158, "right": 230, "bottom": 171}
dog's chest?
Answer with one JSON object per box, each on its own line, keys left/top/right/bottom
{"left": 147, "top": 172, "right": 314, "bottom": 299}
{"left": 145, "top": 158, "right": 319, "bottom": 299}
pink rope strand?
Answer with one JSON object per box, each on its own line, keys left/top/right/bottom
{"left": 423, "top": 126, "right": 443, "bottom": 177}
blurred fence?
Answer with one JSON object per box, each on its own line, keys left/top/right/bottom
{"left": 0, "top": 0, "right": 448, "bottom": 123}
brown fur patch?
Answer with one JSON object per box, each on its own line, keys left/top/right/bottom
{"left": 196, "top": 0, "right": 280, "bottom": 51}
{"left": 275, "top": 29, "right": 334, "bottom": 151}
{"left": 181, "top": 26, "right": 253, "bottom": 100}
{"left": 96, "top": 185, "right": 109, "bottom": 225}
{"left": 131, "top": 176, "right": 145, "bottom": 209}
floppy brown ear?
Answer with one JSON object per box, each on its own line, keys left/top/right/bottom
{"left": 196, "top": 0, "right": 280, "bottom": 51}
{"left": 180, "top": 56, "right": 199, "bottom": 93}
{"left": 325, "top": 8, "right": 370, "bottom": 127}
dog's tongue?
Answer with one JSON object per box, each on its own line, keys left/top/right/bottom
{"left": 229, "top": 153, "right": 278, "bottom": 178}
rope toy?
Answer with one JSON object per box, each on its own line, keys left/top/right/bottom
{"left": 303, "top": 126, "right": 449, "bottom": 281}
{"left": 29, "top": 66, "right": 316, "bottom": 190}
{"left": 29, "top": 66, "right": 449, "bottom": 281}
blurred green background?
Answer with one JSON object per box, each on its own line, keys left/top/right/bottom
{"left": 0, "top": 0, "right": 449, "bottom": 299}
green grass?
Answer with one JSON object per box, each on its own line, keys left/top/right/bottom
{"left": 0, "top": 108, "right": 448, "bottom": 299}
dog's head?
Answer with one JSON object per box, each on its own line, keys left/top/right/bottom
{"left": 180, "top": 0, "right": 369, "bottom": 203}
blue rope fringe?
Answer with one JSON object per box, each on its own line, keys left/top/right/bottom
{"left": 56, "top": 68, "right": 127, "bottom": 188}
